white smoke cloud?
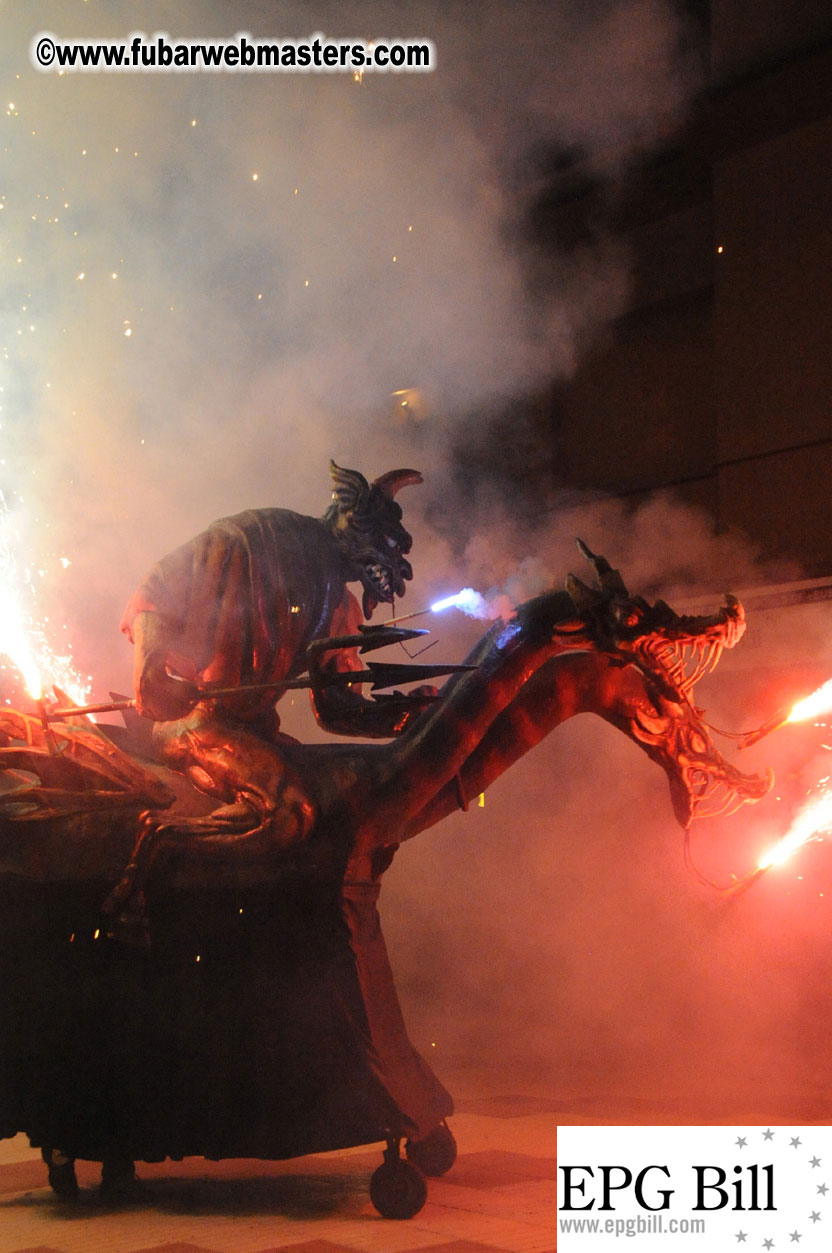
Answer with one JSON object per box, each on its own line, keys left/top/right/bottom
{"left": 17, "top": 2, "right": 829, "bottom": 1120}
{"left": 0, "top": 0, "right": 701, "bottom": 687}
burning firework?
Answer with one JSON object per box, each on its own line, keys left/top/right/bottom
{"left": 756, "top": 788, "right": 832, "bottom": 871}
{"left": 712, "top": 769, "right": 832, "bottom": 901}
{"left": 385, "top": 587, "right": 495, "bottom": 627}
{"left": 0, "top": 501, "right": 89, "bottom": 708}
{"left": 429, "top": 588, "right": 491, "bottom": 617}
{"left": 682, "top": 669, "right": 832, "bottom": 893}
{"left": 739, "top": 675, "right": 832, "bottom": 749}
{"left": 726, "top": 788, "right": 832, "bottom": 898}
{"left": 785, "top": 677, "right": 832, "bottom": 724}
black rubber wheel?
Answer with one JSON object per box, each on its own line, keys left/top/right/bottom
{"left": 370, "top": 1157, "right": 428, "bottom": 1219}
{"left": 99, "top": 1156, "right": 138, "bottom": 1200}
{"left": 41, "top": 1147, "right": 79, "bottom": 1200}
{"left": 406, "top": 1121, "right": 457, "bottom": 1177}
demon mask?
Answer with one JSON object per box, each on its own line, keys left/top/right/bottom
{"left": 324, "top": 460, "right": 422, "bottom": 618}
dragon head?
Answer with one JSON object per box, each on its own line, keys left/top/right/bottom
{"left": 562, "top": 539, "right": 773, "bottom": 828}
{"left": 324, "top": 460, "right": 423, "bottom": 618}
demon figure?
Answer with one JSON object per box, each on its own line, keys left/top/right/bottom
{"left": 119, "top": 461, "right": 430, "bottom": 842}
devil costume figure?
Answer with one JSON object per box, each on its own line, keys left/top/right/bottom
{"left": 120, "top": 461, "right": 428, "bottom": 841}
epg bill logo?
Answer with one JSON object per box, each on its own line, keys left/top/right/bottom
{"left": 557, "top": 1126, "right": 831, "bottom": 1250}
{"left": 561, "top": 1161, "right": 774, "bottom": 1212}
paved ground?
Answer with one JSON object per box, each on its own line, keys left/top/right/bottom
{"left": 4, "top": 1064, "right": 831, "bottom": 1253}
{"left": 0, "top": 1068, "right": 559, "bottom": 1253}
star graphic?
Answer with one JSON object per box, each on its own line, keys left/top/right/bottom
{"left": 810, "top": 1156, "right": 821, "bottom": 1167}
{"left": 790, "top": 1137, "right": 802, "bottom": 1149}
{"left": 818, "top": 1183, "right": 829, "bottom": 1196}
{"left": 763, "top": 1128, "right": 775, "bottom": 1141}
{"left": 810, "top": 1211, "right": 821, "bottom": 1222}
{"left": 789, "top": 1232, "right": 802, "bottom": 1242}
{"left": 763, "top": 1242, "right": 774, "bottom": 1251}
{"left": 735, "top": 1233, "right": 747, "bottom": 1244}
{"left": 736, "top": 1136, "right": 748, "bottom": 1148}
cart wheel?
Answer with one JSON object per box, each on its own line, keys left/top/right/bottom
{"left": 406, "top": 1121, "right": 457, "bottom": 1176}
{"left": 99, "top": 1155, "right": 138, "bottom": 1200}
{"left": 41, "top": 1147, "right": 79, "bottom": 1200}
{"left": 370, "top": 1156, "right": 428, "bottom": 1219}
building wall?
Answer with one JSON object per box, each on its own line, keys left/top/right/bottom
{"left": 550, "top": 17, "right": 832, "bottom": 576}
{"left": 712, "top": 0, "right": 832, "bottom": 79}
{"left": 714, "top": 111, "right": 832, "bottom": 573}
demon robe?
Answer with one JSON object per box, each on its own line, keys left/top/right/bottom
{"left": 120, "top": 508, "right": 362, "bottom": 731}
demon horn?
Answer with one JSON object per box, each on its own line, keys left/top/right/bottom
{"left": 372, "top": 468, "right": 424, "bottom": 498}
{"left": 575, "top": 538, "right": 629, "bottom": 597}
{"left": 329, "top": 461, "right": 370, "bottom": 513}
{"left": 565, "top": 572, "right": 599, "bottom": 614}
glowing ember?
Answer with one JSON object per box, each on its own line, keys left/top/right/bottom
{"left": 430, "top": 588, "right": 490, "bottom": 618}
{"left": 756, "top": 789, "right": 832, "bottom": 871}
{"left": 787, "top": 676, "right": 832, "bottom": 723}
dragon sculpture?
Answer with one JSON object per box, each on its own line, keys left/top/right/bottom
{"left": 0, "top": 539, "right": 771, "bottom": 1217}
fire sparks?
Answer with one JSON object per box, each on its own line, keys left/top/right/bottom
{"left": 0, "top": 504, "right": 89, "bottom": 707}
{"left": 0, "top": 590, "right": 43, "bottom": 698}
{"left": 787, "top": 676, "right": 832, "bottom": 724}
{"left": 727, "top": 675, "right": 832, "bottom": 892}
{"left": 0, "top": 508, "right": 43, "bottom": 699}
{"left": 740, "top": 675, "right": 832, "bottom": 748}
{"left": 756, "top": 789, "right": 832, "bottom": 871}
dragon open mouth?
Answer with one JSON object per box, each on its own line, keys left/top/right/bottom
{"left": 566, "top": 544, "right": 773, "bottom": 829}
{"left": 641, "top": 634, "right": 726, "bottom": 701}
{"left": 629, "top": 592, "right": 746, "bottom": 705}
{"left": 629, "top": 607, "right": 773, "bottom": 825}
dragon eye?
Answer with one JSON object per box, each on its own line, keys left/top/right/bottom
{"left": 385, "top": 536, "right": 398, "bottom": 550}
{"left": 616, "top": 605, "right": 641, "bottom": 627}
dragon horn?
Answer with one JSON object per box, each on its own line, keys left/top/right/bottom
{"left": 372, "top": 468, "right": 424, "bottom": 498}
{"left": 575, "top": 537, "right": 629, "bottom": 596}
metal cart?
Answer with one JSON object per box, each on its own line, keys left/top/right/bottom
{"left": 0, "top": 814, "right": 456, "bottom": 1219}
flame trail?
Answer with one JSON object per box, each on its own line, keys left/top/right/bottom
{"left": 787, "top": 677, "right": 832, "bottom": 724}
{"left": 0, "top": 596, "right": 42, "bottom": 699}
{"left": 0, "top": 501, "right": 89, "bottom": 706}
{"left": 740, "top": 675, "right": 832, "bottom": 748}
{"left": 0, "top": 508, "right": 43, "bottom": 699}
{"left": 756, "top": 789, "right": 832, "bottom": 871}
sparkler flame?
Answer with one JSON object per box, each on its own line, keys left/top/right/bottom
{"left": 0, "top": 504, "right": 89, "bottom": 707}
{"left": 756, "top": 789, "right": 832, "bottom": 871}
{"left": 430, "top": 587, "right": 491, "bottom": 618}
{"left": 0, "top": 601, "right": 42, "bottom": 698}
{"left": 787, "top": 676, "right": 832, "bottom": 723}
{"left": 740, "top": 674, "right": 832, "bottom": 748}
{"left": 0, "top": 510, "right": 43, "bottom": 699}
